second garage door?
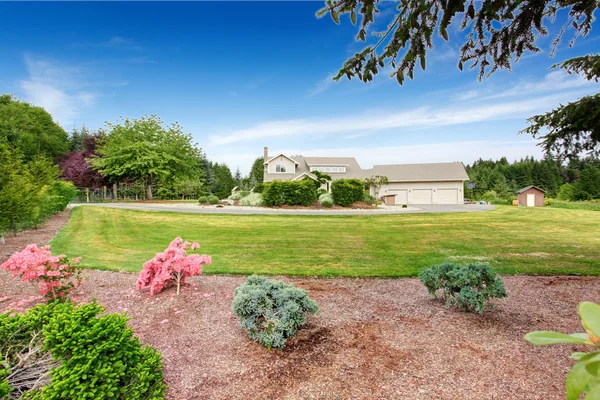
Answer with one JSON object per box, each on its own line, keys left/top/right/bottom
{"left": 437, "top": 189, "right": 458, "bottom": 204}
{"left": 412, "top": 189, "right": 432, "bottom": 204}
{"left": 389, "top": 189, "right": 408, "bottom": 205}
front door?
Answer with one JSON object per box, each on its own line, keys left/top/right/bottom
{"left": 527, "top": 193, "right": 535, "bottom": 207}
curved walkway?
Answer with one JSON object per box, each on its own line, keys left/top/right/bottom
{"left": 71, "top": 202, "right": 496, "bottom": 215}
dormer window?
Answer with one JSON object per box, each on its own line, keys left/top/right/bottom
{"left": 276, "top": 164, "right": 287, "bottom": 173}
{"left": 310, "top": 166, "right": 346, "bottom": 173}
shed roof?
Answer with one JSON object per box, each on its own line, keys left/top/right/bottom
{"left": 517, "top": 185, "right": 546, "bottom": 194}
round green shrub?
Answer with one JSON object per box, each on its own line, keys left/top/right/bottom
{"left": 207, "top": 195, "right": 219, "bottom": 205}
{"left": 331, "top": 179, "right": 364, "bottom": 207}
{"left": 0, "top": 300, "right": 166, "bottom": 399}
{"left": 362, "top": 192, "right": 377, "bottom": 205}
{"left": 321, "top": 199, "right": 333, "bottom": 208}
{"left": 419, "top": 261, "right": 507, "bottom": 313}
{"left": 233, "top": 276, "right": 319, "bottom": 349}
{"left": 198, "top": 196, "right": 208, "bottom": 204}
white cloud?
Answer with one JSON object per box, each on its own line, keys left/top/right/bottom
{"left": 452, "top": 90, "right": 480, "bottom": 101}
{"left": 484, "top": 70, "right": 595, "bottom": 100}
{"left": 19, "top": 55, "right": 96, "bottom": 127}
{"left": 208, "top": 91, "right": 585, "bottom": 146}
{"left": 306, "top": 73, "right": 338, "bottom": 97}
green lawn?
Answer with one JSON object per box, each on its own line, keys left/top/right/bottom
{"left": 51, "top": 206, "right": 600, "bottom": 276}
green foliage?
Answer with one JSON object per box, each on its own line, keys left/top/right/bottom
{"left": 228, "top": 191, "right": 251, "bottom": 201}
{"left": 546, "top": 198, "right": 600, "bottom": 212}
{"left": 239, "top": 193, "right": 264, "bottom": 207}
{"left": 364, "top": 175, "right": 388, "bottom": 199}
{"left": 38, "top": 181, "right": 77, "bottom": 221}
{"left": 318, "top": 193, "right": 334, "bottom": 208}
{"left": 232, "top": 276, "right": 319, "bottom": 349}
{"left": 209, "top": 163, "right": 236, "bottom": 199}
{"left": 331, "top": 178, "right": 364, "bottom": 207}
{"left": 557, "top": 183, "right": 577, "bottom": 201}
{"left": 248, "top": 157, "right": 264, "bottom": 187}
{"left": 253, "top": 182, "right": 265, "bottom": 193}
{"left": 317, "top": 0, "right": 596, "bottom": 86}
{"left": 0, "top": 301, "right": 166, "bottom": 399}
{"left": 91, "top": 115, "right": 202, "bottom": 200}
{"left": 207, "top": 195, "right": 219, "bottom": 204}
{"left": 419, "top": 261, "right": 508, "bottom": 313}
{"left": 0, "top": 94, "right": 69, "bottom": 160}
{"left": 198, "top": 196, "right": 208, "bottom": 204}
{"left": 362, "top": 192, "right": 376, "bottom": 205}
{"left": 523, "top": 55, "right": 599, "bottom": 159}
{"left": 262, "top": 180, "right": 317, "bottom": 207}
{"left": 525, "top": 302, "right": 600, "bottom": 400}
{"left": 316, "top": 188, "right": 328, "bottom": 197}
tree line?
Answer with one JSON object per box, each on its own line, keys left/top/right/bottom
{"left": 465, "top": 156, "right": 600, "bottom": 203}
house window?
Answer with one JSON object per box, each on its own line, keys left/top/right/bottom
{"left": 275, "top": 164, "right": 286, "bottom": 173}
{"left": 310, "top": 166, "right": 346, "bottom": 173}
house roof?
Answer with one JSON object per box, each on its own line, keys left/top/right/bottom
{"left": 517, "top": 185, "right": 546, "bottom": 193}
{"left": 264, "top": 153, "right": 299, "bottom": 165}
{"left": 292, "top": 172, "right": 317, "bottom": 181}
{"left": 368, "top": 162, "right": 469, "bottom": 182}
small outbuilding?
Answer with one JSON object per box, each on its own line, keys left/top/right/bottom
{"left": 517, "top": 186, "right": 545, "bottom": 207}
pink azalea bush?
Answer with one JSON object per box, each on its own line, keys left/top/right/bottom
{"left": 0, "top": 244, "right": 82, "bottom": 300}
{"left": 136, "top": 237, "right": 211, "bottom": 295}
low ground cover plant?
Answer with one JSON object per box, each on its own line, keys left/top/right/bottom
{"left": 318, "top": 193, "right": 333, "bottom": 208}
{"left": 526, "top": 302, "right": 600, "bottom": 399}
{"left": 232, "top": 275, "right": 319, "bottom": 349}
{"left": 137, "top": 237, "right": 211, "bottom": 295}
{"left": 207, "top": 195, "right": 219, "bottom": 205}
{"left": 262, "top": 180, "right": 317, "bottom": 207}
{"left": 239, "top": 192, "right": 264, "bottom": 206}
{"left": 0, "top": 300, "right": 166, "bottom": 399}
{"left": 331, "top": 179, "right": 364, "bottom": 207}
{"left": 0, "top": 244, "right": 82, "bottom": 300}
{"left": 229, "top": 190, "right": 251, "bottom": 201}
{"left": 419, "top": 261, "right": 508, "bottom": 312}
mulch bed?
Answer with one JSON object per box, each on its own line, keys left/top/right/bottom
{"left": 1, "top": 212, "right": 597, "bottom": 399}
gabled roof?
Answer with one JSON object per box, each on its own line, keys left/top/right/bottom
{"left": 368, "top": 162, "right": 469, "bottom": 182}
{"left": 303, "top": 157, "right": 359, "bottom": 167}
{"left": 264, "top": 153, "right": 299, "bottom": 165}
{"left": 292, "top": 172, "right": 317, "bottom": 181}
{"left": 517, "top": 185, "right": 546, "bottom": 193}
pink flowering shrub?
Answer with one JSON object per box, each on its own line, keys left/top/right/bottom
{"left": 0, "top": 244, "right": 82, "bottom": 300}
{"left": 136, "top": 237, "right": 211, "bottom": 295}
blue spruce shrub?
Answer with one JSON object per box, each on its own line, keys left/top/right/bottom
{"left": 232, "top": 276, "right": 319, "bottom": 349}
{"left": 419, "top": 261, "right": 507, "bottom": 313}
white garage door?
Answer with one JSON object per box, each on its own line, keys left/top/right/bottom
{"left": 437, "top": 189, "right": 458, "bottom": 204}
{"left": 389, "top": 189, "right": 407, "bottom": 205}
{"left": 412, "top": 189, "right": 432, "bottom": 204}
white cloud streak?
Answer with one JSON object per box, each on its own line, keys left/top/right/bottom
{"left": 19, "top": 55, "right": 96, "bottom": 127}
{"left": 208, "top": 91, "right": 584, "bottom": 146}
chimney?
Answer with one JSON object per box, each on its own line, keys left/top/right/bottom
{"left": 263, "top": 146, "right": 268, "bottom": 160}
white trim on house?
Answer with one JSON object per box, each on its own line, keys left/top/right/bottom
{"left": 264, "top": 153, "right": 299, "bottom": 165}
{"left": 291, "top": 172, "right": 317, "bottom": 181}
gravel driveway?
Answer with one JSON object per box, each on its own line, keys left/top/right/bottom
{"left": 71, "top": 202, "right": 495, "bottom": 215}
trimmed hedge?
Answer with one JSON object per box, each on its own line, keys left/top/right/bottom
{"left": 262, "top": 180, "right": 317, "bottom": 207}
{"left": 198, "top": 196, "right": 208, "bottom": 204}
{"left": 0, "top": 301, "right": 166, "bottom": 399}
{"left": 331, "top": 179, "right": 364, "bottom": 207}
{"left": 207, "top": 195, "right": 219, "bottom": 205}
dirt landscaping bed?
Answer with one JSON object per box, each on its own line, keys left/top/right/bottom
{"left": 1, "top": 266, "right": 596, "bottom": 399}
{"left": 1, "top": 211, "right": 597, "bottom": 399}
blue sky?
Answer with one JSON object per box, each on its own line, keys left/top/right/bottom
{"left": 1, "top": 2, "right": 599, "bottom": 174}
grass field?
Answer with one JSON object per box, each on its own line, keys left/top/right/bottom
{"left": 51, "top": 206, "right": 600, "bottom": 276}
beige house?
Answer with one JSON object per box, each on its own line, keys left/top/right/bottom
{"left": 262, "top": 147, "right": 469, "bottom": 205}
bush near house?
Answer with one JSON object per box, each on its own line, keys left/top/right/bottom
{"left": 318, "top": 193, "right": 333, "bottom": 208}
{"left": 232, "top": 275, "right": 319, "bottom": 349}
{"left": 207, "top": 195, "right": 219, "bottom": 205}
{"left": 239, "top": 192, "right": 264, "bottom": 206}
{"left": 419, "top": 261, "right": 508, "bottom": 313}
{"left": 198, "top": 196, "right": 208, "bottom": 204}
{"left": 331, "top": 179, "right": 364, "bottom": 207}
{"left": 0, "top": 301, "right": 166, "bottom": 399}
{"left": 262, "top": 180, "right": 317, "bottom": 207}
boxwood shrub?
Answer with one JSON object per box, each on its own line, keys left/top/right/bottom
{"left": 198, "top": 195, "right": 208, "bottom": 204}
{"left": 419, "top": 261, "right": 508, "bottom": 313}
{"left": 262, "top": 180, "right": 317, "bottom": 207}
{"left": 331, "top": 179, "right": 364, "bottom": 207}
{"left": 207, "top": 195, "right": 219, "bottom": 204}
{"left": 0, "top": 301, "right": 166, "bottom": 399}
{"left": 232, "top": 276, "right": 319, "bottom": 349}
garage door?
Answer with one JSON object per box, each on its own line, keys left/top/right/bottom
{"left": 437, "top": 189, "right": 458, "bottom": 204}
{"left": 412, "top": 189, "right": 432, "bottom": 204}
{"left": 389, "top": 189, "right": 407, "bottom": 205}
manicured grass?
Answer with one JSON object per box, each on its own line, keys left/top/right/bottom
{"left": 52, "top": 206, "right": 600, "bottom": 276}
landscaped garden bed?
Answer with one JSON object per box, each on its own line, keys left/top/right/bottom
{"left": 1, "top": 265, "right": 596, "bottom": 399}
